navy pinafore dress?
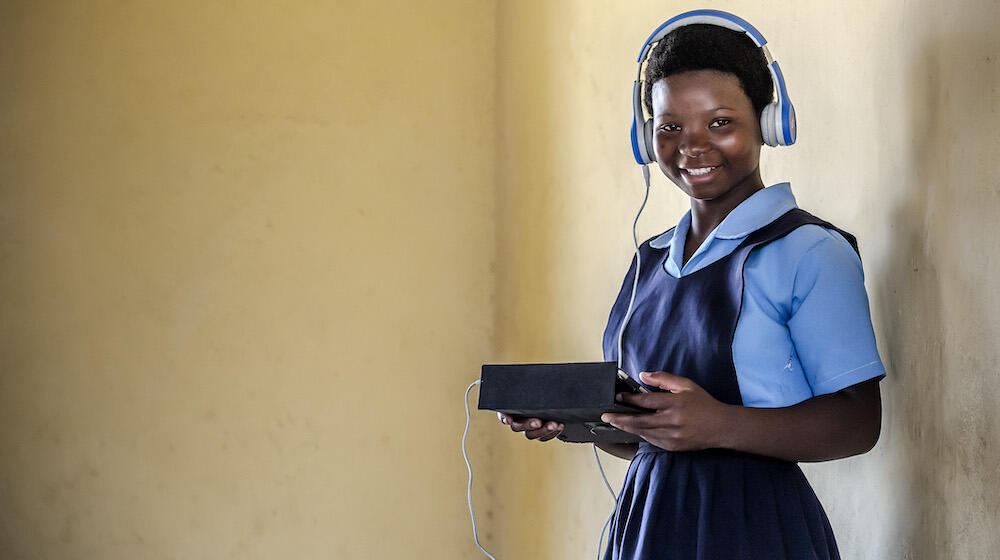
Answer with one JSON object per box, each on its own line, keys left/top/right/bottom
{"left": 601, "top": 209, "right": 858, "bottom": 560}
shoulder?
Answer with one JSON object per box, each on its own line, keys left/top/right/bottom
{"left": 743, "top": 221, "right": 866, "bottom": 318}
{"left": 752, "top": 222, "right": 863, "bottom": 277}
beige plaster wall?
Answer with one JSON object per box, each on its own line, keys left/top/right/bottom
{"left": 0, "top": 1, "right": 496, "bottom": 559}
{"left": 3, "top": 1, "right": 999, "bottom": 559}
{"left": 490, "top": 1, "right": 1000, "bottom": 559}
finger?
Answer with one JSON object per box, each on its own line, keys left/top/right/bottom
{"left": 535, "top": 423, "right": 564, "bottom": 442}
{"left": 510, "top": 418, "right": 540, "bottom": 432}
{"left": 497, "top": 412, "right": 508, "bottom": 425}
{"left": 601, "top": 413, "right": 641, "bottom": 434}
{"left": 604, "top": 411, "right": 676, "bottom": 436}
{"left": 618, "top": 392, "right": 674, "bottom": 410}
{"left": 525, "top": 422, "right": 562, "bottom": 440}
{"left": 510, "top": 418, "right": 544, "bottom": 432}
{"left": 640, "top": 371, "right": 690, "bottom": 393}
{"left": 625, "top": 412, "right": 676, "bottom": 430}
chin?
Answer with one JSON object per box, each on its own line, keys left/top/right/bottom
{"left": 680, "top": 183, "right": 728, "bottom": 202}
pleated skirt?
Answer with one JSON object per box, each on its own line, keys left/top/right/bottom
{"left": 602, "top": 444, "right": 840, "bottom": 560}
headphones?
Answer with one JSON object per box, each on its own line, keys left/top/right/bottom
{"left": 630, "top": 9, "right": 797, "bottom": 166}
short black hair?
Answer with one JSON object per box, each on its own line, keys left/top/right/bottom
{"left": 643, "top": 24, "right": 773, "bottom": 118}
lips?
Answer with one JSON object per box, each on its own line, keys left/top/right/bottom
{"left": 681, "top": 166, "right": 720, "bottom": 176}
{"left": 679, "top": 164, "right": 723, "bottom": 185}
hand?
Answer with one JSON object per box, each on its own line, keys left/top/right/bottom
{"left": 497, "top": 412, "right": 564, "bottom": 442}
{"left": 600, "top": 371, "right": 731, "bottom": 452}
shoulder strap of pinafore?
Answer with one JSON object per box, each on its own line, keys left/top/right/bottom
{"left": 739, "top": 208, "right": 860, "bottom": 259}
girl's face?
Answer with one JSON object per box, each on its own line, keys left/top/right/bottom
{"left": 651, "top": 70, "right": 764, "bottom": 203}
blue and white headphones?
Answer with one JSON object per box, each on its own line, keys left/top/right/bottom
{"left": 630, "top": 9, "right": 797, "bottom": 166}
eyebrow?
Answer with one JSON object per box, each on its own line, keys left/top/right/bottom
{"left": 660, "top": 106, "right": 737, "bottom": 116}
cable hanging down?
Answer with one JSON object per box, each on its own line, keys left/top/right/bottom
{"left": 616, "top": 165, "right": 652, "bottom": 372}
{"left": 463, "top": 380, "right": 499, "bottom": 560}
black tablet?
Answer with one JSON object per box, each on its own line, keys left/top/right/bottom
{"left": 478, "top": 361, "right": 652, "bottom": 444}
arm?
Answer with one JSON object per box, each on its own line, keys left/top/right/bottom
{"left": 603, "top": 371, "right": 881, "bottom": 463}
{"left": 721, "top": 377, "right": 880, "bottom": 462}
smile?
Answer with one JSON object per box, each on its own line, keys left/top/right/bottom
{"left": 682, "top": 166, "right": 720, "bottom": 176}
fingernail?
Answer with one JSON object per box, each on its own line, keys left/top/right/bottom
{"left": 531, "top": 420, "right": 541, "bottom": 429}
{"left": 615, "top": 393, "right": 623, "bottom": 402}
{"left": 601, "top": 414, "right": 610, "bottom": 423}
{"left": 547, "top": 422, "right": 557, "bottom": 430}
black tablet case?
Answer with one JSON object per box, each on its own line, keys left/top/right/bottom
{"left": 477, "top": 361, "right": 650, "bottom": 444}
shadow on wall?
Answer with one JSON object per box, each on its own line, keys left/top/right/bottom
{"left": 881, "top": 10, "right": 1000, "bottom": 559}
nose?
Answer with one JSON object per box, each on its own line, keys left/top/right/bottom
{"left": 678, "top": 128, "right": 711, "bottom": 158}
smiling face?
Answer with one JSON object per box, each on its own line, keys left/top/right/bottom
{"left": 651, "top": 70, "right": 765, "bottom": 205}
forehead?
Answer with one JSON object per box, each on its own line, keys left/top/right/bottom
{"left": 650, "top": 70, "right": 753, "bottom": 115}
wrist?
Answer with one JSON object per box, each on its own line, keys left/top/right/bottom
{"left": 716, "top": 403, "right": 742, "bottom": 450}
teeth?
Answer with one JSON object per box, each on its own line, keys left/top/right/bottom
{"left": 684, "top": 167, "right": 717, "bottom": 176}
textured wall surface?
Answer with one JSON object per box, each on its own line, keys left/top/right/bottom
{"left": 2, "top": 2, "right": 999, "bottom": 559}
{"left": 489, "top": 1, "right": 1000, "bottom": 559}
{"left": 0, "top": 2, "right": 496, "bottom": 559}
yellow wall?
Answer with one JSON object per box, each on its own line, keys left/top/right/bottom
{"left": 0, "top": 1, "right": 496, "bottom": 558}
{"left": 3, "top": 1, "right": 999, "bottom": 559}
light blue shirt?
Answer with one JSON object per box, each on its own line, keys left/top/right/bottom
{"left": 648, "top": 183, "right": 885, "bottom": 407}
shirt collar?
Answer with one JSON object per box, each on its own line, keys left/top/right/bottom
{"left": 649, "top": 182, "right": 797, "bottom": 249}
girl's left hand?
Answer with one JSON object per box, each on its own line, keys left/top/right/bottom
{"left": 601, "top": 371, "right": 732, "bottom": 452}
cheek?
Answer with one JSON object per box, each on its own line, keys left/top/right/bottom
{"left": 717, "top": 134, "right": 760, "bottom": 165}
{"left": 653, "top": 136, "right": 678, "bottom": 164}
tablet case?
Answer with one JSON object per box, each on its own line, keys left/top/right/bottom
{"left": 477, "top": 361, "right": 651, "bottom": 444}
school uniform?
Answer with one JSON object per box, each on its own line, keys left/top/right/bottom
{"left": 601, "top": 183, "right": 886, "bottom": 560}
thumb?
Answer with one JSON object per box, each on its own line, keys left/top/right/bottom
{"left": 639, "top": 371, "right": 689, "bottom": 392}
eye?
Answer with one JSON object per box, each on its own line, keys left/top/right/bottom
{"left": 658, "top": 123, "right": 681, "bottom": 132}
{"left": 709, "top": 118, "right": 731, "bottom": 129}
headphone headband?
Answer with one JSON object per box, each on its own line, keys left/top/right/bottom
{"left": 638, "top": 10, "right": 767, "bottom": 61}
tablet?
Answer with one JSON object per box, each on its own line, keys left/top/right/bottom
{"left": 478, "top": 361, "right": 652, "bottom": 444}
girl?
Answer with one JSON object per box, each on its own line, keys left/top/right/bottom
{"left": 500, "top": 12, "right": 884, "bottom": 559}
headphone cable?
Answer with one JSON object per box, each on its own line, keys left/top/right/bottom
{"left": 616, "top": 165, "right": 651, "bottom": 372}
{"left": 463, "top": 380, "right": 499, "bottom": 560}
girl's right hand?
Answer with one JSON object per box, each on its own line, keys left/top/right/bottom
{"left": 497, "top": 413, "right": 564, "bottom": 442}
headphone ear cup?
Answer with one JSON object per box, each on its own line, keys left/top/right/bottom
{"left": 643, "top": 119, "right": 656, "bottom": 163}
{"left": 760, "top": 103, "right": 779, "bottom": 147}
{"left": 760, "top": 102, "right": 797, "bottom": 146}
{"left": 784, "top": 104, "right": 796, "bottom": 145}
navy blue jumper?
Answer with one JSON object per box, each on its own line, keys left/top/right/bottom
{"left": 601, "top": 208, "right": 858, "bottom": 560}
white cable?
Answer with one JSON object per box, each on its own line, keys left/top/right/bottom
{"left": 463, "top": 380, "right": 499, "bottom": 560}
{"left": 593, "top": 444, "right": 616, "bottom": 498}
{"left": 598, "top": 509, "right": 615, "bottom": 560}
{"left": 616, "top": 165, "right": 652, "bottom": 372}
{"left": 595, "top": 444, "right": 625, "bottom": 560}
{"left": 594, "top": 444, "right": 618, "bottom": 560}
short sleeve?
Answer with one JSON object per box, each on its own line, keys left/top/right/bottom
{"left": 787, "top": 230, "right": 886, "bottom": 396}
